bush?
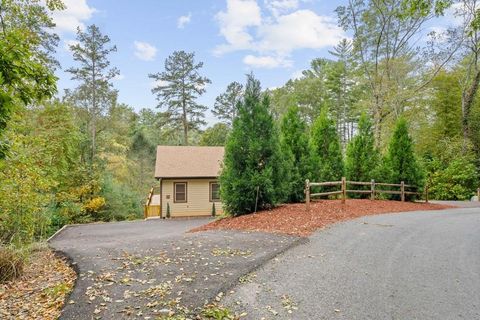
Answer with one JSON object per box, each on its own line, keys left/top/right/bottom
{"left": 424, "top": 146, "right": 479, "bottom": 200}
{"left": 0, "top": 246, "right": 25, "bottom": 283}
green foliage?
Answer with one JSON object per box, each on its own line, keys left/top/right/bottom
{"left": 309, "top": 110, "right": 344, "bottom": 183}
{"left": 279, "top": 105, "right": 311, "bottom": 202}
{"left": 100, "top": 174, "right": 143, "bottom": 221}
{"left": 345, "top": 113, "right": 380, "bottom": 193}
{"left": 166, "top": 202, "right": 171, "bottom": 218}
{"left": 201, "top": 304, "right": 235, "bottom": 320}
{"left": 0, "top": 114, "right": 53, "bottom": 245}
{"left": 428, "top": 157, "right": 478, "bottom": 200}
{"left": 199, "top": 123, "right": 230, "bottom": 146}
{"left": 385, "top": 118, "right": 424, "bottom": 198}
{"left": 0, "top": 0, "right": 60, "bottom": 158}
{"left": 149, "top": 51, "right": 211, "bottom": 145}
{"left": 212, "top": 81, "right": 243, "bottom": 126}
{"left": 220, "top": 75, "right": 288, "bottom": 216}
{"left": 65, "top": 24, "right": 119, "bottom": 164}
{"left": 423, "top": 139, "right": 478, "bottom": 200}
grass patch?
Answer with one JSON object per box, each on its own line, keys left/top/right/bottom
{"left": 0, "top": 245, "right": 26, "bottom": 283}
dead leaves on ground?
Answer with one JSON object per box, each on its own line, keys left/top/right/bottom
{"left": 70, "top": 243, "right": 252, "bottom": 319}
{"left": 0, "top": 249, "right": 76, "bottom": 320}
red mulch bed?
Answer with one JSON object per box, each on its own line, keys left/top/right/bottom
{"left": 190, "top": 200, "right": 453, "bottom": 237}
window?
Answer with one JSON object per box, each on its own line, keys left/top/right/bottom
{"left": 210, "top": 182, "right": 220, "bottom": 202}
{"left": 174, "top": 182, "right": 187, "bottom": 203}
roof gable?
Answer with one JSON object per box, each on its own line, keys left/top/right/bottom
{"left": 154, "top": 146, "right": 224, "bottom": 178}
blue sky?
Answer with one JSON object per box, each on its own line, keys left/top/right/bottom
{"left": 52, "top": 0, "right": 351, "bottom": 123}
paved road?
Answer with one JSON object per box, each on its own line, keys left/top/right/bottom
{"left": 50, "top": 219, "right": 303, "bottom": 319}
{"left": 224, "top": 207, "right": 480, "bottom": 319}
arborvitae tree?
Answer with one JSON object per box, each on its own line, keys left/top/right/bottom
{"left": 149, "top": 51, "right": 211, "bottom": 145}
{"left": 66, "top": 25, "right": 119, "bottom": 164}
{"left": 212, "top": 81, "right": 243, "bottom": 126}
{"left": 220, "top": 75, "right": 287, "bottom": 216}
{"left": 310, "top": 109, "right": 344, "bottom": 182}
{"left": 345, "top": 113, "right": 379, "bottom": 182}
{"left": 280, "top": 105, "right": 311, "bottom": 202}
{"left": 386, "top": 118, "right": 423, "bottom": 195}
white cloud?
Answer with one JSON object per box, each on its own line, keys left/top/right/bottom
{"left": 150, "top": 79, "right": 169, "bottom": 89}
{"left": 243, "top": 54, "right": 293, "bottom": 68}
{"left": 258, "top": 10, "right": 344, "bottom": 54}
{"left": 134, "top": 41, "right": 157, "bottom": 61}
{"left": 51, "top": 0, "right": 96, "bottom": 33}
{"left": 214, "top": 0, "right": 262, "bottom": 55}
{"left": 265, "top": 0, "right": 299, "bottom": 16}
{"left": 177, "top": 13, "right": 192, "bottom": 29}
{"left": 214, "top": 0, "right": 345, "bottom": 69}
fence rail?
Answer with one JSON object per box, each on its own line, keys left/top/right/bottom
{"left": 305, "top": 177, "right": 426, "bottom": 211}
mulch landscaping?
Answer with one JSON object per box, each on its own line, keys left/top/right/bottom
{"left": 0, "top": 248, "right": 76, "bottom": 320}
{"left": 191, "top": 200, "right": 454, "bottom": 237}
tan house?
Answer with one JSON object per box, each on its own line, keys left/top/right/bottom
{"left": 144, "top": 146, "right": 224, "bottom": 218}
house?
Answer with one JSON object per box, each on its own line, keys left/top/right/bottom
{"left": 144, "top": 145, "right": 224, "bottom": 218}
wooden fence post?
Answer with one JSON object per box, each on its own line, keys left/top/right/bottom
{"left": 400, "top": 181, "right": 405, "bottom": 202}
{"left": 371, "top": 179, "right": 375, "bottom": 200}
{"left": 305, "top": 179, "right": 310, "bottom": 211}
{"left": 477, "top": 188, "right": 480, "bottom": 202}
{"left": 341, "top": 177, "right": 346, "bottom": 204}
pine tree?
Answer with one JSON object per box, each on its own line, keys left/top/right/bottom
{"left": 386, "top": 118, "right": 423, "bottom": 197}
{"left": 279, "top": 105, "right": 311, "bottom": 202}
{"left": 149, "top": 51, "right": 211, "bottom": 145}
{"left": 66, "top": 24, "right": 119, "bottom": 164}
{"left": 345, "top": 113, "right": 379, "bottom": 181}
{"left": 310, "top": 110, "right": 344, "bottom": 182}
{"left": 212, "top": 81, "right": 243, "bottom": 126}
{"left": 220, "top": 74, "right": 287, "bottom": 216}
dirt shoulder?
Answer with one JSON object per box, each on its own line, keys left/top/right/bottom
{"left": 191, "top": 200, "right": 453, "bottom": 237}
{"left": 0, "top": 248, "right": 76, "bottom": 320}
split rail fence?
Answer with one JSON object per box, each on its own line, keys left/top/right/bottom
{"left": 305, "top": 177, "right": 427, "bottom": 210}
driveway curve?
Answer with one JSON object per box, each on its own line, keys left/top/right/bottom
{"left": 224, "top": 207, "right": 480, "bottom": 319}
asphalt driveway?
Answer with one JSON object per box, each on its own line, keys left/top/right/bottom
{"left": 49, "top": 219, "right": 303, "bottom": 319}
{"left": 223, "top": 207, "right": 480, "bottom": 319}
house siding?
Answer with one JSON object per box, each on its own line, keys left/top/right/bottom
{"left": 161, "top": 178, "right": 223, "bottom": 217}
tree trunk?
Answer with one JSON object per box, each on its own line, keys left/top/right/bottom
{"left": 182, "top": 100, "right": 188, "bottom": 146}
